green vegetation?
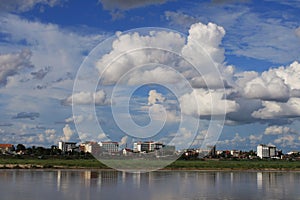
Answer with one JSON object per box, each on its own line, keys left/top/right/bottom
{"left": 165, "top": 160, "right": 300, "bottom": 170}
{"left": 1, "top": 156, "right": 300, "bottom": 170}
{"left": 0, "top": 157, "right": 109, "bottom": 169}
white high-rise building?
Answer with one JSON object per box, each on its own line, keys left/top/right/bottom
{"left": 257, "top": 144, "right": 276, "bottom": 158}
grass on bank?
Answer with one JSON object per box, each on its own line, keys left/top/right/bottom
{"left": 166, "top": 160, "right": 300, "bottom": 170}
{"left": 0, "top": 157, "right": 108, "bottom": 169}
{"left": 1, "top": 156, "right": 300, "bottom": 170}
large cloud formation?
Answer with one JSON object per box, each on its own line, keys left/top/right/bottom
{"left": 2, "top": 7, "right": 300, "bottom": 149}
{"left": 0, "top": 13, "right": 105, "bottom": 146}
{"left": 96, "top": 30, "right": 186, "bottom": 85}
{"left": 240, "top": 61, "right": 300, "bottom": 101}
{"left": 94, "top": 21, "right": 300, "bottom": 124}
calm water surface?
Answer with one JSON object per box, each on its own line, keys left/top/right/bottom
{"left": 0, "top": 169, "right": 299, "bottom": 200}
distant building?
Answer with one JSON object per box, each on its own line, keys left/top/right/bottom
{"left": 133, "top": 142, "right": 142, "bottom": 152}
{"left": 0, "top": 144, "right": 14, "bottom": 154}
{"left": 99, "top": 141, "right": 119, "bottom": 154}
{"left": 133, "top": 141, "right": 160, "bottom": 153}
{"left": 80, "top": 141, "right": 101, "bottom": 154}
{"left": 197, "top": 145, "right": 216, "bottom": 158}
{"left": 287, "top": 151, "right": 299, "bottom": 155}
{"left": 154, "top": 142, "right": 164, "bottom": 150}
{"left": 157, "top": 145, "right": 176, "bottom": 156}
{"left": 207, "top": 145, "right": 216, "bottom": 157}
{"left": 257, "top": 144, "right": 276, "bottom": 159}
{"left": 141, "top": 141, "right": 155, "bottom": 152}
{"left": 58, "top": 141, "right": 77, "bottom": 153}
{"left": 184, "top": 149, "right": 199, "bottom": 158}
{"left": 122, "top": 148, "right": 133, "bottom": 156}
{"left": 230, "top": 150, "right": 240, "bottom": 158}
{"left": 269, "top": 146, "right": 276, "bottom": 157}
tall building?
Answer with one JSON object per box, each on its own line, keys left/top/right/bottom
{"left": 257, "top": 144, "right": 276, "bottom": 158}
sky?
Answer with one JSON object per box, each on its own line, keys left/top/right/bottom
{"left": 0, "top": 0, "right": 300, "bottom": 152}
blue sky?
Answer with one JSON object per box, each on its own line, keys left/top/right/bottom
{"left": 0, "top": 0, "right": 300, "bottom": 152}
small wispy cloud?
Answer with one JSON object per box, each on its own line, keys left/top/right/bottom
{"left": 12, "top": 112, "right": 40, "bottom": 120}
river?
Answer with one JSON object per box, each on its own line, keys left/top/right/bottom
{"left": 0, "top": 170, "right": 299, "bottom": 200}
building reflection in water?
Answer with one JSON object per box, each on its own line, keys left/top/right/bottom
{"left": 257, "top": 172, "right": 279, "bottom": 190}
{"left": 257, "top": 172, "right": 263, "bottom": 189}
{"left": 56, "top": 170, "right": 122, "bottom": 190}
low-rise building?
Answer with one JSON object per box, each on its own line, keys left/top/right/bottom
{"left": 122, "top": 148, "right": 133, "bottom": 156}
{"left": 58, "top": 141, "right": 77, "bottom": 153}
{"left": 0, "top": 144, "right": 14, "bottom": 154}
{"left": 230, "top": 150, "right": 240, "bottom": 158}
{"left": 99, "top": 141, "right": 119, "bottom": 154}
{"left": 287, "top": 151, "right": 299, "bottom": 155}
{"left": 156, "top": 145, "right": 176, "bottom": 156}
{"left": 133, "top": 141, "right": 161, "bottom": 153}
{"left": 133, "top": 142, "right": 142, "bottom": 153}
{"left": 141, "top": 141, "right": 155, "bottom": 152}
{"left": 197, "top": 145, "right": 217, "bottom": 158}
{"left": 80, "top": 141, "right": 101, "bottom": 154}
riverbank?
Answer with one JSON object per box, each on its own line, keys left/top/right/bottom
{"left": 1, "top": 158, "right": 300, "bottom": 170}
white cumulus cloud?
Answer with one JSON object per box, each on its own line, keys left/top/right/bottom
{"left": 180, "top": 89, "right": 239, "bottom": 117}
{"left": 274, "top": 135, "right": 295, "bottom": 147}
{"left": 65, "top": 115, "right": 84, "bottom": 124}
{"left": 252, "top": 98, "right": 300, "bottom": 119}
{"left": 64, "top": 90, "right": 108, "bottom": 106}
{"left": 182, "top": 22, "right": 226, "bottom": 65}
{"left": 148, "top": 90, "right": 165, "bottom": 105}
{"left": 61, "top": 124, "right": 74, "bottom": 142}
{"left": 96, "top": 30, "right": 185, "bottom": 85}
{"left": 244, "top": 73, "right": 290, "bottom": 101}
{"left": 264, "top": 125, "right": 296, "bottom": 135}
{"left": 242, "top": 61, "right": 300, "bottom": 101}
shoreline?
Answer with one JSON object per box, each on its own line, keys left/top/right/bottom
{"left": 1, "top": 164, "right": 300, "bottom": 172}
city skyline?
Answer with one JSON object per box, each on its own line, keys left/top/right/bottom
{"left": 0, "top": 1, "right": 300, "bottom": 152}
{"left": 0, "top": 138, "right": 296, "bottom": 156}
